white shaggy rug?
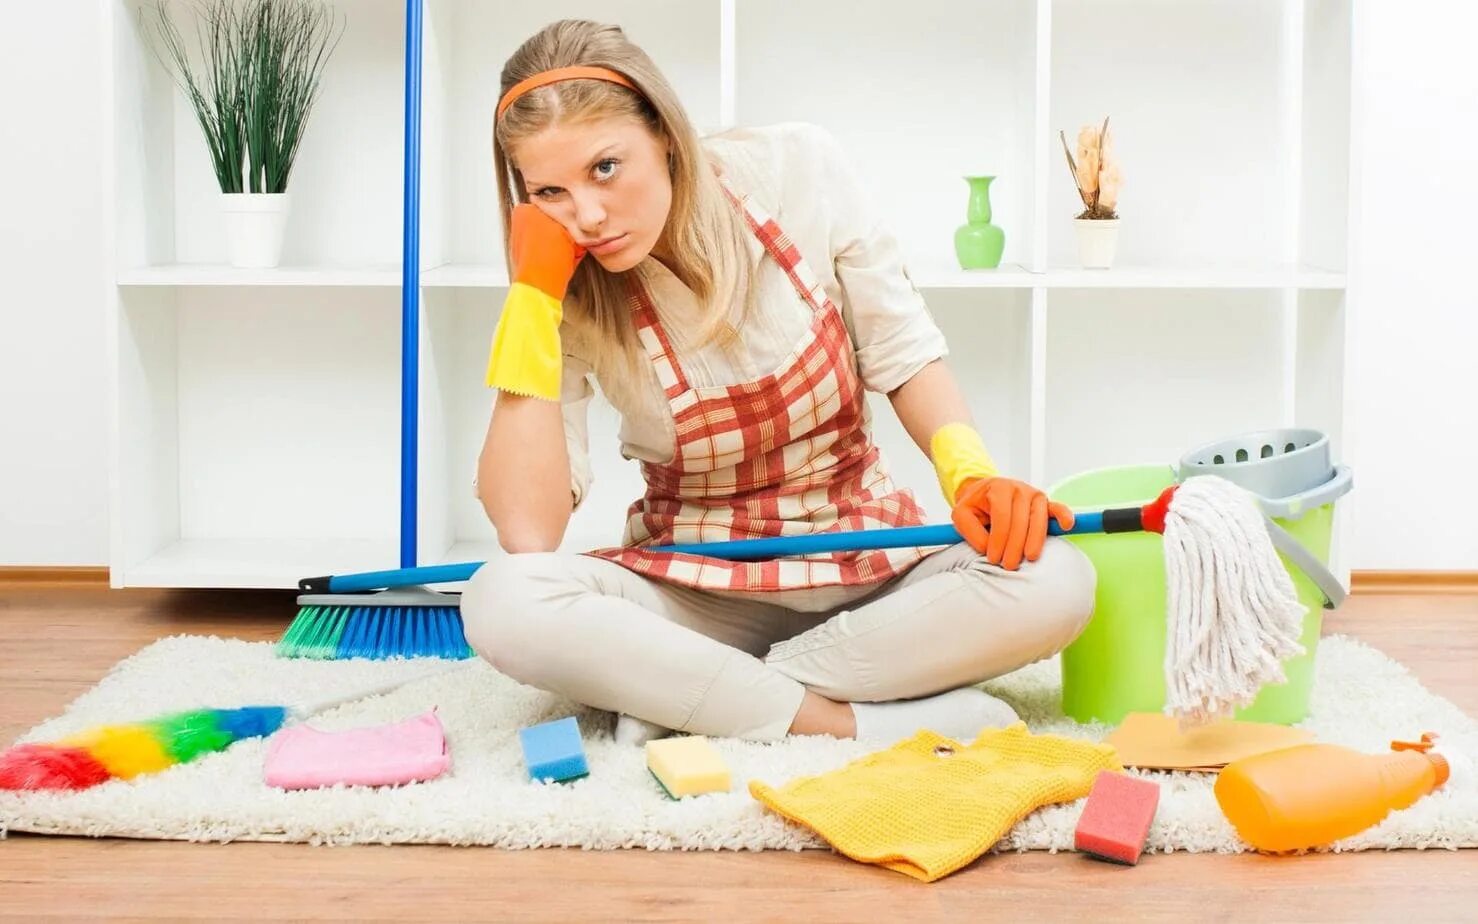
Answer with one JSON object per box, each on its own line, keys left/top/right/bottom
{"left": 2, "top": 633, "right": 1475, "bottom": 854}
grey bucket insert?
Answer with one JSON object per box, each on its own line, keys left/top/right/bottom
{"left": 1180, "top": 428, "right": 1332, "bottom": 502}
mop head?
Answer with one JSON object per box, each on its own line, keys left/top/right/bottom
{"left": 1161, "top": 475, "right": 1308, "bottom": 725}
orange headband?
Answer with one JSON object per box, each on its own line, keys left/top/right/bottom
{"left": 496, "top": 66, "right": 639, "bottom": 120}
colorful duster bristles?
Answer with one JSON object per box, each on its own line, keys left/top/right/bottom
{"left": 0, "top": 706, "right": 287, "bottom": 792}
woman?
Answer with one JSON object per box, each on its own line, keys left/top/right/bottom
{"left": 462, "top": 19, "right": 1096, "bottom": 744}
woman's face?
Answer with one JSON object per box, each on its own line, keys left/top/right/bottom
{"left": 512, "top": 115, "right": 673, "bottom": 273}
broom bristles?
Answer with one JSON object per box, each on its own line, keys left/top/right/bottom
{"left": 1162, "top": 475, "right": 1307, "bottom": 725}
{"left": 278, "top": 603, "right": 473, "bottom": 660}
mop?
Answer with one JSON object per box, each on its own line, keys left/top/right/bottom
{"left": 291, "top": 474, "right": 1307, "bottom": 723}
{"left": 658, "top": 473, "right": 1309, "bottom": 725}
{"left": 1155, "top": 476, "right": 1307, "bottom": 724}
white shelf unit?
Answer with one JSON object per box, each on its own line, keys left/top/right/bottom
{"left": 106, "top": 0, "right": 1355, "bottom": 589}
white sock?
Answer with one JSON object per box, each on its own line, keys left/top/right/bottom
{"left": 851, "top": 687, "right": 1019, "bottom": 744}
{"left": 613, "top": 714, "right": 672, "bottom": 746}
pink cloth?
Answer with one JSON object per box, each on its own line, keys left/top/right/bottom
{"left": 264, "top": 709, "right": 450, "bottom": 790}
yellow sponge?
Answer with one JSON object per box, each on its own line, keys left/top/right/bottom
{"left": 645, "top": 735, "right": 731, "bottom": 798}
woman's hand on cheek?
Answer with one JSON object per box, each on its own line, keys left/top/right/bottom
{"left": 484, "top": 205, "right": 587, "bottom": 401}
{"left": 510, "top": 203, "right": 586, "bottom": 298}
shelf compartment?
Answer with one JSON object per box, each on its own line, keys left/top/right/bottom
{"left": 1042, "top": 288, "right": 1287, "bottom": 486}
{"left": 112, "top": 0, "right": 408, "bottom": 270}
{"left": 1048, "top": 0, "right": 1291, "bottom": 269}
{"left": 113, "top": 287, "right": 402, "bottom": 588}
{"left": 735, "top": 0, "right": 1040, "bottom": 274}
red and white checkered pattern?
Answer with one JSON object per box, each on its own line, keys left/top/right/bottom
{"left": 585, "top": 180, "right": 928, "bottom": 591}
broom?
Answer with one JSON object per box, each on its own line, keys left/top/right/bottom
{"left": 276, "top": 0, "right": 466, "bottom": 662}
{"left": 280, "top": 584, "right": 472, "bottom": 661}
{"left": 0, "top": 665, "right": 463, "bottom": 792}
{"left": 279, "top": 475, "right": 1309, "bottom": 724}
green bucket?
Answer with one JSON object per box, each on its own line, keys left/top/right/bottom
{"left": 1049, "top": 461, "right": 1346, "bottom": 726}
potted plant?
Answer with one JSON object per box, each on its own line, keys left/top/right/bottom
{"left": 144, "top": 0, "right": 344, "bottom": 268}
{"left": 1060, "top": 117, "right": 1123, "bottom": 269}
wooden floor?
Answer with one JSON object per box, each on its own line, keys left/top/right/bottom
{"left": 1, "top": 583, "right": 1474, "bottom": 922}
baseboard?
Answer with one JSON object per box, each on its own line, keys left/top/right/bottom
{"left": 0, "top": 566, "right": 110, "bottom": 586}
{"left": 1351, "top": 571, "right": 1478, "bottom": 595}
{"left": 2, "top": 565, "right": 1474, "bottom": 594}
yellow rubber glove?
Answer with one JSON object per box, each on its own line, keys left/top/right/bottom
{"left": 484, "top": 204, "right": 586, "bottom": 400}
{"left": 932, "top": 423, "right": 1074, "bottom": 571}
{"left": 929, "top": 422, "right": 1000, "bottom": 506}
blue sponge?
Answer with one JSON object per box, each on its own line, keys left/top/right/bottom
{"left": 519, "top": 716, "right": 589, "bottom": 783}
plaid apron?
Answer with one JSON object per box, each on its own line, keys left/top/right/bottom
{"left": 584, "top": 179, "right": 930, "bottom": 592}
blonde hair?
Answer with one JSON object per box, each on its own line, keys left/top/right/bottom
{"left": 492, "top": 20, "right": 754, "bottom": 388}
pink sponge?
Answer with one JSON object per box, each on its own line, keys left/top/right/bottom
{"left": 1074, "top": 770, "right": 1160, "bottom": 865}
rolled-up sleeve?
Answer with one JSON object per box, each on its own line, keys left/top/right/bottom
{"left": 803, "top": 124, "right": 949, "bottom": 394}
{"left": 561, "top": 350, "right": 596, "bottom": 509}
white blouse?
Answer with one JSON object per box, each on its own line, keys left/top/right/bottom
{"left": 559, "top": 122, "right": 949, "bottom": 509}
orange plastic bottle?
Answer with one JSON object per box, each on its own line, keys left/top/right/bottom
{"left": 1215, "top": 733, "right": 1453, "bottom": 852}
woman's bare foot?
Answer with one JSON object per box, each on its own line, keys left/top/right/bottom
{"left": 787, "top": 690, "right": 858, "bottom": 738}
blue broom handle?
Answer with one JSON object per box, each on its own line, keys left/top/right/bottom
{"left": 399, "top": 0, "right": 423, "bottom": 569}
{"left": 318, "top": 511, "right": 1110, "bottom": 593}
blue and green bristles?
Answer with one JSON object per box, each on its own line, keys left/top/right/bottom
{"left": 278, "top": 586, "right": 473, "bottom": 661}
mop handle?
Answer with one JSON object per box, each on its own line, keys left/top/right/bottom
{"left": 649, "top": 511, "right": 1109, "bottom": 559}
{"left": 650, "top": 485, "right": 1181, "bottom": 559}
{"left": 302, "top": 497, "right": 1173, "bottom": 592}
{"left": 656, "top": 489, "right": 1180, "bottom": 560}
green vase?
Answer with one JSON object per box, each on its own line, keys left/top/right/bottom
{"left": 953, "top": 175, "right": 1005, "bottom": 269}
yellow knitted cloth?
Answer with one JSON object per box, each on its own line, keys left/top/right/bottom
{"left": 749, "top": 723, "right": 1120, "bottom": 882}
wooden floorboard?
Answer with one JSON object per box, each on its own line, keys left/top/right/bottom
{"left": 1, "top": 584, "right": 1474, "bottom": 922}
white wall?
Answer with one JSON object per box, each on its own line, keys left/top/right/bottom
{"left": 1, "top": 1, "right": 1475, "bottom": 571}
{"left": 1343, "top": 1, "right": 1478, "bottom": 569}
{"left": 0, "top": 3, "right": 109, "bottom": 566}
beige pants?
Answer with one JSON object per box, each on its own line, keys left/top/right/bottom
{"left": 461, "top": 539, "right": 1096, "bottom": 740}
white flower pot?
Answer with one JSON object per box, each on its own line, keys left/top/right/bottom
{"left": 1074, "top": 217, "right": 1120, "bottom": 269}
{"left": 221, "top": 193, "right": 291, "bottom": 268}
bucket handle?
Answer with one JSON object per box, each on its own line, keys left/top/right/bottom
{"left": 1263, "top": 515, "right": 1347, "bottom": 610}
{"left": 1250, "top": 464, "right": 1352, "bottom": 610}
{"left": 1254, "top": 465, "right": 1354, "bottom": 520}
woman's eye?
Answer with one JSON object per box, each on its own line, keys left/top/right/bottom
{"left": 594, "top": 158, "right": 619, "bottom": 181}
{"left": 533, "top": 187, "right": 560, "bottom": 200}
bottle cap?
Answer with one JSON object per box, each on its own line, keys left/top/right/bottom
{"left": 1391, "top": 732, "right": 1450, "bottom": 788}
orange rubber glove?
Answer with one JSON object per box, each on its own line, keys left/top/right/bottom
{"left": 484, "top": 204, "right": 586, "bottom": 400}
{"left": 951, "top": 476, "right": 1075, "bottom": 572}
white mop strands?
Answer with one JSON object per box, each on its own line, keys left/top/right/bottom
{"left": 1161, "top": 475, "right": 1308, "bottom": 725}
